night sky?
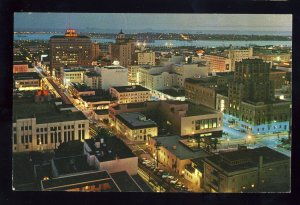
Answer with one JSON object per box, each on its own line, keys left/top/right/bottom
{"left": 14, "top": 13, "right": 292, "bottom": 32}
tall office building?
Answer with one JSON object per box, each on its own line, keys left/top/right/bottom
{"left": 224, "top": 47, "right": 253, "bottom": 71}
{"left": 49, "top": 29, "right": 93, "bottom": 76}
{"left": 109, "top": 30, "right": 135, "bottom": 68}
{"left": 228, "top": 59, "right": 274, "bottom": 117}
{"left": 220, "top": 59, "right": 290, "bottom": 134}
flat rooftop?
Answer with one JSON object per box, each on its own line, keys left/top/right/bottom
{"left": 41, "top": 170, "right": 120, "bottom": 191}
{"left": 13, "top": 100, "right": 87, "bottom": 123}
{"left": 85, "top": 136, "right": 135, "bottom": 162}
{"left": 71, "top": 83, "right": 94, "bottom": 92}
{"left": 158, "top": 89, "right": 185, "bottom": 97}
{"left": 85, "top": 71, "right": 101, "bottom": 77}
{"left": 116, "top": 112, "right": 157, "bottom": 129}
{"left": 155, "top": 135, "right": 210, "bottom": 160}
{"left": 81, "top": 94, "right": 111, "bottom": 102}
{"left": 185, "top": 77, "right": 219, "bottom": 85}
{"left": 53, "top": 155, "right": 96, "bottom": 176}
{"left": 64, "top": 68, "right": 86, "bottom": 72}
{"left": 186, "top": 102, "right": 218, "bottom": 116}
{"left": 191, "top": 157, "right": 205, "bottom": 173}
{"left": 102, "top": 65, "right": 127, "bottom": 70}
{"left": 204, "top": 146, "right": 290, "bottom": 173}
{"left": 112, "top": 85, "right": 150, "bottom": 93}
{"left": 94, "top": 109, "right": 109, "bottom": 115}
{"left": 110, "top": 171, "right": 143, "bottom": 192}
{"left": 13, "top": 72, "right": 41, "bottom": 80}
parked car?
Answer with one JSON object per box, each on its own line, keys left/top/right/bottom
{"left": 161, "top": 173, "right": 170, "bottom": 179}
{"left": 156, "top": 169, "right": 164, "bottom": 176}
{"left": 166, "top": 175, "right": 174, "bottom": 180}
{"left": 145, "top": 162, "right": 154, "bottom": 168}
{"left": 180, "top": 185, "right": 188, "bottom": 191}
{"left": 164, "top": 177, "right": 172, "bottom": 183}
{"left": 170, "top": 178, "right": 178, "bottom": 184}
{"left": 174, "top": 184, "right": 182, "bottom": 190}
{"left": 142, "top": 160, "right": 151, "bottom": 165}
{"left": 149, "top": 165, "right": 156, "bottom": 170}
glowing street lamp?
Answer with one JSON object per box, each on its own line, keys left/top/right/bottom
{"left": 227, "top": 137, "right": 230, "bottom": 149}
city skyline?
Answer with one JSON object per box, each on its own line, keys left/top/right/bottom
{"left": 14, "top": 13, "right": 292, "bottom": 32}
{"left": 12, "top": 13, "right": 292, "bottom": 193}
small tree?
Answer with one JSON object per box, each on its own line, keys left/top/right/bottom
{"left": 56, "top": 141, "right": 83, "bottom": 157}
{"left": 211, "top": 138, "right": 220, "bottom": 151}
{"left": 194, "top": 134, "right": 202, "bottom": 149}
{"left": 94, "top": 127, "right": 112, "bottom": 141}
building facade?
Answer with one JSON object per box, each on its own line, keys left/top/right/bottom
{"left": 115, "top": 112, "right": 158, "bottom": 141}
{"left": 110, "top": 85, "right": 151, "bottom": 104}
{"left": 84, "top": 71, "right": 102, "bottom": 89}
{"left": 203, "top": 147, "right": 290, "bottom": 193}
{"left": 97, "top": 65, "right": 128, "bottom": 90}
{"left": 149, "top": 135, "right": 210, "bottom": 175}
{"left": 224, "top": 47, "right": 253, "bottom": 71}
{"left": 137, "top": 52, "right": 156, "bottom": 66}
{"left": 49, "top": 29, "right": 93, "bottom": 74}
{"left": 14, "top": 72, "right": 42, "bottom": 91}
{"left": 185, "top": 76, "right": 230, "bottom": 109}
{"left": 223, "top": 59, "right": 291, "bottom": 134}
{"left": 13, "top": 99, "right": 89, "bottom": 152}
{"left": 62, "top": 68, "right": 86, "bottom": 86}
{"left": 109, "top": 30, "right": 135, "bottom": 68}
{"left": 84, "top": 137, "right": 138, "bottom": 175}
{"left": 203, "top": 54, "right": 231, "bottom": 72}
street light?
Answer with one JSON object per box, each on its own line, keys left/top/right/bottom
{"left": 227, "top": 137, "right": 230, "bottom": 149}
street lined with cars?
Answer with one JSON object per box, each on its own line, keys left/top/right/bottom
{"left": 138, "top": 157, "right": 190, "bottom": 192}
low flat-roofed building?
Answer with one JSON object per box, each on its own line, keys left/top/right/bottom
{"left": 203, "top": 54, "right": 231, "bottom": 72}
{"left": 80, "top": 94, "right": 111, "bottom": 110}
{"left": 160, "top": 101, "right": 223, "bottom": 137}
{"left": 203, "top": 146, "right": 290, "bottom": 193}
{"left": 97, "top": 65, "right": 128, "bottom": 90}
{"left": 110, "top": 171, "right": 143, "bottom": 192}
{"left": 84, "top": 137, "right": 138, "bottom": 175}
{"left": 110, "top": 85, "right": 151, "bottom": 104}
{"left": 270, "top": 69, "right": 288, "bottom": 89}
{"left": 94, "top": 109, "right": 109, "bottom": 122}
{"left": 109, "top": 100, "right": 223, "bottom": 137}
{"left": 69, "top": 82, "right": 96, "bottom": 97}
{"left": 51, "top": 155, "right": 97, "bottom": 177}
{"left": 149, "top": 135, "right": 211, "bottom": 175}
{"left": 115, "top": 112, "right": 158, "bottom": 141}
{"left": 14, "top": 72, "right": 41, "bottom": 91}
{"left": 84, "top": 71, "right": 102, "bottom": 89}
{"left": 12, "top": 98, "right": 89, "bottom": 152}
{"left": 41, "top": 170, "right": 121, "bottom": 191}
{"left": 183, "top": 157, "right": 205, "bottom": 191}
{"left": 185, "top": 76, "right": 230, "bottom": 109}
{"left": 154, "top": 88, "right": 185, "bottom": 101}
{"left": 62, "top": 68, "right": 86, "bottom": 86}
{"left": 13, "top": 60, "right": 31, "bottom": 73}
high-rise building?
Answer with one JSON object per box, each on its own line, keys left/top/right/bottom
{"left": 137, "top": 52, "right": 156, "bottom": 66}
{"left": 218, "top": 59, "right": 291, "bottom": 134}
{"left": 203, "top": 54, "right": 231, "bottom": 72}
{"left": 49, "top": 29, "right": 93, "bottom": 76}
{"left": 228, "top": 59, "right": 274, "bottom": 117}
{"left": 185, "top": 76, "right": 231, "bottom": 109}
{"left": 224, "top": 47, "right": 253, "bottom": 71}
{"left": 108, "top": 30, "right": 135, "bottom": 68}
{"left": 91, "top": 42, "right": 100, "bottom": 61}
